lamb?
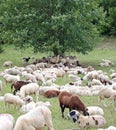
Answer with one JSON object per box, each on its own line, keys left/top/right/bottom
{"left": 0, "top": 113, "right": 14, "bottom": 130}
{"left": 4, "top": 93, "right": 24, "bottom": 109}
{"left": 87, "top": 106, "right": 104, "bottom": 116}
{"left": 19, "top": 82, "right": 39, "bottom": 102}
{"left": 14, "top": 106, "right": 54, "bottom": 130}
{"left": 68, "top": 110, "right": 106, "bottom": 129}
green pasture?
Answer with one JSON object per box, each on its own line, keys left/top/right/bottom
{"left": 0, "top": 37, "right": 116, "bottom": 130}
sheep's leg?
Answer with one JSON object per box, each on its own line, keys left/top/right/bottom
{"left": 61, "top": 105, "right": 65, "bottom": 118}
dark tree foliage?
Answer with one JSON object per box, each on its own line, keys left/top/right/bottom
{"left": 100, "top": 0, "right": 116, "bottom": 36}
{"left": 0, "top": 0, "right": 104, "bottom": 55}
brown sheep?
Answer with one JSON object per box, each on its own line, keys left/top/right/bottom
{"left": 11, "top": 80, "right": 30, "bottom": 95}
{"left": 44, "top": 90, "right": 60, "bottom": 98}
{"left": 58, "top": 91, "right": 89, "bottom": 118}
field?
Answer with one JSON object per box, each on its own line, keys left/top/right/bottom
{"left": 0, "top": 37, "right": 116, "bottom": 130}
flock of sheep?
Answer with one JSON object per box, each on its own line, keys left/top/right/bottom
{"left": 0, "top": 57, "right": 116, "bottom": 130}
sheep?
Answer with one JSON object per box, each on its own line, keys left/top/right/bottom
{"left": 20, "top": 96, "right": 36, "bottom": 114}
{"left": 35, "top": 101, "right": 51, "bottom": 108}
{"left": 19, "top": 82, "right": 39, "bottom": 102}
{"left": 22, "top": 72, "right": 37, "bottom": 83}
{"left": 4, "top": 93, "right": 24, "bottom": 109}
{"left": 44, "top": 90, "right": 60, "bottom": 98}
{"left": 39, "top": 85, "right": 60, "bottom": 95}
{"left": 68, "top": 110, "right": 106, "bottom": 129}
{"left": 87, "top": 79, "right": 103, "bottom": 87}
{"left": 99, "top": 59, "right": 113, "bottom": 67}
{"left": 3, "top": 74, "right": 20, "bottom": 85}
{"left": 0, "top": 113, "right": 14, "bottom": 130}
{"left": 97, "top": 126, "right": 116, "bottom": 130}
{"left": 14, "top": 105, "right": 54, "bottom": 130}
{"left": 87, "top": 106, "right": 104, "bottom": 116}
{"left": 4, "top": 67, "right": 21, "bottom": 75}
{"left": 98, "top": 87, "right": 116, "bottom": 103}
{"left": 11, "top": 80, "right": 30, "bottom": 95}
{"left": 58, "top": 91, "right": 89, "bottom": 118}
{"left": 3, "top": 61, "right": 13, "bottom": 67}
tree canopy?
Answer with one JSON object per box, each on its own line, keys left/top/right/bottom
{"left": 0, "top": 0, "right": 105, "bottom": 55}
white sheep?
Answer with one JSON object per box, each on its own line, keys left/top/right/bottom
{"left": 19, "top": 82, "right": 39, "bottom": 102}
{"left": 22, "top": 72, "right": 37, "bottom": 83}
{"left": 68, "top": 110, "right": 106, "bottom": 129}
{"left": 97, "top": 126, "right": 116, "bottom": 130}
{"left": 87, "top": 106, "right": 104, "bottom": 116}
{"left": 98, "top": 86, "right": 116, "bottom": 103}
{"left": 4, "top": 93, "right": 24, "bottom": 109}
{"left": 3, "top": 61, "right": 13, "bottom": 67}
{"left": 4, "top": 67, "right": 21, "bottom": 75}
{"left": 0, "top": 113, "right": 14, "bottom": 130}
{"left": 3, "top": 74, "right": 20, "bottom": 85}
{"left": 20, "top": 96, "right": 36, "bottom": 113}
{"left": 35, "top": 101, "right": 51, "bottom": 108}
{"left": 14, "top": 105, "right": 54, "bottom": 130}
{"left": 88, "top": 79, "right": 103, "bottom": 87}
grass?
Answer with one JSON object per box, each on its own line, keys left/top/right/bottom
{"left": 0, "top": 37, "right": 116, "bottom": 130}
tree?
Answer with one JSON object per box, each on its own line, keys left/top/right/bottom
{"left": 100, "top": 0, "right": 116, "bottom": 36}
{"left": 0, "top": 0, "right": 104, "bottom": 55}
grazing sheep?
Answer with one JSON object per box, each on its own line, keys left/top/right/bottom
{"left": 19, "top": 82, "right": 39, "bottom": 102}
{"left": 58, "top": 91, "right": 89, "bottom": 118}
{"left": 44, "top": 90, "right": 60, "bottom": 98}
{"left": 20, "top": 100, "right": 36, "bottom": 113}
{"left": 68, "top": 110, "right": 106, "bottom": 129}
{"left": 3, "top": 61, "right": 13, "bottom": 67}
{"left": 14, "top": 106, "right": 54, "bottom": 130}
{"left": 87, "top": 106, "right": 104, "bottom": 116}
{"left": 4, "top": 93, "right": 24, "bottom": 109}
{"left": 88, "top": 79, "right": 103, "bottom": 87}
{"left": 99, "top": 59, "right": 113, "bottom": 67}
{"left": 11, "top": 80, "right": 30, "bottom": 95}
{"left": 3, "top": 74, "right": 20, "bottom": 85}
{"left": 98, "top": 87, "right": 116, "bottom": 103}
{"left": 4, "top": 67, "right": 21, "bottom": 75}
{"left": 0, "top": 113, "right": 14, "bottom": 130}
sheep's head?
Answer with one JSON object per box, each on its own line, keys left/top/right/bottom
{"left": 68, "top": 110, "right": 80, "bottom": 123}
{"left": 83, "top": 108, "right": 89, "bottom": 116}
